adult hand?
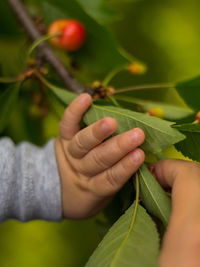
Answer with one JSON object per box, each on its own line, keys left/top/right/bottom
{"left": 152, "top": 159, "right": 200, "bottom": 267}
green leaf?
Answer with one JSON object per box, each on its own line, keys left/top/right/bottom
{"left": 85, "top": 203, "right": 159, "bottom": 267}
{"left": 138, "top": 164, "right": 171, "bottom": 227}
{"left": 48, "top": 85, "right": 78, "bottom": 105}
{"left": 0, "top": 39, "right": 25, "bottom": 76}
{"left": 83, "top": 105, "right": 185, "bottom": 154}
{"left": 0, "top": 84, "right": 20, "bottom": 133}
{"left": 42, "top": 2, "right": 70, "bottom": 23}
{"left": 173, "top": 123, "right": 200, "bottom": 162}
{"left": 49, "top": 87, "right": 185, "bottom": 154}
{"left": 115, "top": 95, "right": 194, "bottom": 121}
{"left": 0, "top": 1, "right": 21, "bottom": 36}
{"left": 43, "top": 0, "right": 117, "bottom": 26}
{"left": 76, "top": 0, "right": 118, "bottom": 25}
{"left": 42, "top": 1, "right": 135, "bottom": 79}
{"left": 175, "top": 76, "right": 200, "bottom": 110}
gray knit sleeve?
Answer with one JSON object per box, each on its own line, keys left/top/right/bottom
{"left": 0, "top": 138, "right": 62, "bottom": 222}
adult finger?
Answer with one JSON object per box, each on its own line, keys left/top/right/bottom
{"left": 154, "top": 160, "right": 200, "bottom": 267}
{"left": 77, "top": 128, "right": 145, "bottom": 176}
{"left": 150, "top": 159, "right": 184, "bottom": 189}
{"left": 59, "top": 93, "right": 92, "bottom": 140}
{"left": 89, "top": 148, "right": 145, "bottom": 197}
{"left": 67, "top": 117, "right": 117, "bottom": 158}
{"left": 152, "top": 159, "right": 200, "bottom": 221}
{"left": 151, "top": 159, "right": 200, "bottom": 189}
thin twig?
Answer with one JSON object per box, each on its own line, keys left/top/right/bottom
{"left": 27, "top": 32, "right": 61, "bottom": 59}
{"left": 114, "top": 83, "right": 174, "bottom": 94}
{"left": 0, "top": 76, "right": 22, "bottom": 84}
{"left": 7, "top": 0, "right": 92, "bottom": 94}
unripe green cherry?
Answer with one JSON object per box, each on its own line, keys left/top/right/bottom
{"left": 126, "top": 62, "right": 146, "bottom": 75}
{"left": 147, "top": 107, "right": 164, "bottom": 118}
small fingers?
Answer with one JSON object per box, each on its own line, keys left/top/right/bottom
{"left": 90, "top": 148, "right": 145, "bottom": 197}
{"left": 67, "top": 117, "right": 117, "bottom": 158}
{"left": 59, "top": 94, "right": 92, "bottom": 140}
{"left": 78, "top": 128, "right": 145, "bottom": 176}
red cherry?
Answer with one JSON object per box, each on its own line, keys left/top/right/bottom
{"left": 48, "top": 19, "right": 86, "bottom": 51}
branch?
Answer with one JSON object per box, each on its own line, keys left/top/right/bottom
{"left": 7, "top": 0, "right": 93, "bottom": 94}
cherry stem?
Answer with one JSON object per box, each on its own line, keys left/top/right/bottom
{"left": 7, "top": 0, "right": 87, "bottom": 93}
{"left": 103, "top": 65, "right": 126, "bottom": 86}
{"left": 27, "top": 32, "right": 62, "bottom": 59}
{"left": 118, "top": 47, "right": 136, "bottom": 62}
{"left": 114, "top": 83, "right": 174, "bottom": 94}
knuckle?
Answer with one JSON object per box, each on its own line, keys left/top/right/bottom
{"left": 75, "top": 162, "right": 89, "bottom": 176}
{"left": 59, "top": 119, "right": 69, "bottom": 130}
{"left": 91, "top": 123, "right": 102, "bottom": 143}
{"left": 115, "top": 135, "right": 125, "bottom": 152}
{"left": 66, "top": 105, "right": 76, "bottom": 118}
{"left": 121, "top": 158, "right": 131, "bottom": 173}
{"left": 60, "top": 107, "right": 75, "bottom": 129}
{"left": 105, "top": 168, "right": 120, "bottom": 190}
{"left": 74, "top": 133, "right": 87, "bottom": 153}
{"left": 59, "top": 120, "right": 71, "bottom": 139}
{"left": 92, "top": 150, "right": 109, "bottom": 169}
{"left": 59, "top": 121, "right": 65, "bottom": 133}
{"left": 119, "top": 156, "right": 136, "bottom": 177}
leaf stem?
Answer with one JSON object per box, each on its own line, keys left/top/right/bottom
{"left": 103, "top": 66, "right": 126, "bottom": 86}
{"left": 118, "top": 47, "right": 136, "bottom": 62}
{"left": 135, "top": 173, "right": 140, "bottom": 203}
{"left": 27, "top": 32, "right": 61, "bottom": 59}
{"left": 114, "top": 83, "right": 174, "bottom": 94}
{"left": 110, "top": 174, "right": 140, "bottom": 267}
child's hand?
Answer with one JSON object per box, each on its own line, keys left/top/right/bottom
{"left": 55, "top": 93, "right": 145, "bottom": 219}
{"left": 151, "top": 159, "right": 200, "bottom": 267}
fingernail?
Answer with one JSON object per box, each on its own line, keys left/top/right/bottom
{"left": 100, "top": 121, "right": 111, "bottom": 133}
{"left": 130, "top": 129, "right": 139, "bottom": 143}
{"left": 131, "top": 150, "right": 142, "bottom": 163}
{"left": 78, "top": 94, "right": 90, "bottom": 105}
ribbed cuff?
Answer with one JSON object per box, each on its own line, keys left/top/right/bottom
{"left": 0, "top": 138, "right": 62, "bottom": 222}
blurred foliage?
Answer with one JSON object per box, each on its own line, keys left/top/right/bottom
{"left": 0, "top": 0, "right": 200, "bottom": 266}
{"left": 0, "top": 219, "right": 100, "bottom": 267}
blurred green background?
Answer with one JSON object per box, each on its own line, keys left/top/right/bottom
{"left": 0, "top": 0, "right": 199, "bottom": 266}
